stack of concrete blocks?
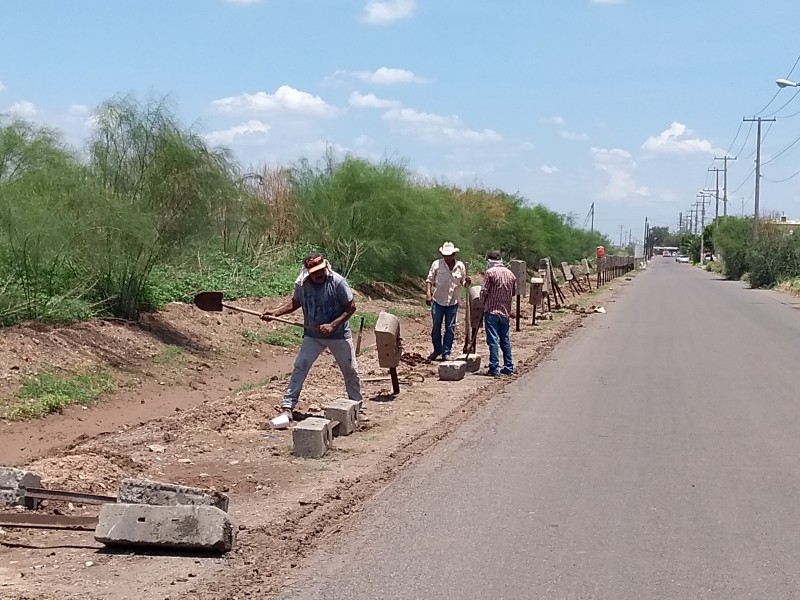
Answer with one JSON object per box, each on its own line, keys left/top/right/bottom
{"left": 0, "top": 467, "right": 41, "bottom": 509}
{"left": 95, "top": 478, "right": 235, "bottom": 553}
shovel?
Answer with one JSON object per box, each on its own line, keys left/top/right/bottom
{"left": 193, "top": 291, "right": 304, "bottom": 329}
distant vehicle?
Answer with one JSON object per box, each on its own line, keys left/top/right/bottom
{"left": 662, "top": 251, "right": 672, "bottom": 257}
{"left": 676, "top": 255, "right": 690, "bottom": 263}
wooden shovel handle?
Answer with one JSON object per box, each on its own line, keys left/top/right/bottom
{"left": 221, "top": 303, "right": 304, "bottom": 328}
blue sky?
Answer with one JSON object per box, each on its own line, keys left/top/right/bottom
{"left": 3, "top": 0, "right": 800, "bottom": 244}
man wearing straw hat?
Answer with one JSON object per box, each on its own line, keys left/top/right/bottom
{"left": 425, "top": 242, "right": 470, "bottom": 361}
{"left": 262, "top": 253, "right": 363, "bottom": 421}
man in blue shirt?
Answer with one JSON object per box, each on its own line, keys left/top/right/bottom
{"left": 262, "top": 253, "right": 363, "bottom": 420}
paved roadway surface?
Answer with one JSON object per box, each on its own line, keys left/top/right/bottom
{"left": 278, "top": 260, "right": 800, "bottom": 599}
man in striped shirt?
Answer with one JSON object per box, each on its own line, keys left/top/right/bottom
{"left": 480, "top": 250, "right": 517, "bottom": 377}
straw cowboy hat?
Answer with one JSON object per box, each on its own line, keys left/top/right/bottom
{"left": 439, "top": 242, "right": 459, "bottom": 256}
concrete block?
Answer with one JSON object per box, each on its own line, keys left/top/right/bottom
{"left": 293, "top": 417, "right": 333, "bottom": 459}
{"left": 509, "top": 260, "right": 528, "bottom": 296}
{"left": 439, "top": 360, "right": 467, "bottom": 381}
{"left": 95, "top": 503, "right": 235, "bottom": 553}
{"left": 118, "top": 478, "right": 229, "bottom": 512}
{"left": 0, "top": 467, "right": 42, "bottom": 508}
{"left": 324, "top": 398, "right": 359, "bottom": 436}
{"left": 529, "top": 277, "right": 544, "bottom": 306}
{"left": 455, "top": 354, "right": 482, "bottom": 373}
{"left": 468, "top": 286, "right": 484, "bottom": 329}
{"left": 375, "top": 311, "right": 401, "bottom": 369}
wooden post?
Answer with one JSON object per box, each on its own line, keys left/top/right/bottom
{"left": 355, "top": 316, "right": 365, "bottom": 355}
{"left": 390, "top": 367, "right": 400, "bottom": 395}
{"left": 531, "top": 305, "right": 537, "bottom": 326}
{"left": 515, "top": 295, "right": 521, "bottom": 332}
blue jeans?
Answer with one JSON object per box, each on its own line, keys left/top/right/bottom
{"left": 283, "top": 335, "right": 362, "bottom": 410}
{"left": 431, "top": 301, "right": 458, "bottom": 357}
{"left": 485, "top": 313, "right": 513, "bottom": 374}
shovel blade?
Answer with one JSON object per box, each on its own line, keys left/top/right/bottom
{"left": 193, "top": 291, "right": 224, "bottom": 312}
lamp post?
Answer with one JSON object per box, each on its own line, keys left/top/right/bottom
{"left": 776, "top": 78, "right": 800, "bottom": 88}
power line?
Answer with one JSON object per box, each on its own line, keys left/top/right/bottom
{"left": 765, "top": 88, "right": 800, "bottom": 118}
{"left": 762, "top": 166, "right": 800, "bottom": 183}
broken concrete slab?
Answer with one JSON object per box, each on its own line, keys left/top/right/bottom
{"left": 0, "top": 467, "right": 42, "bottom": 508}
{"left": 455, "top": 354, "right": 482, "bottom": 373}
{"left": 293, "top": 417, "right": 333, "bottom": 458}
{"left": 117, "top": 478, "right": 229, "bottom": 512}
{"left": 95, "top": 503, "right": 235, "bottom": 553}
{"left": 438, "top": 360, "right": 467, "bottom": 381}
{"left": 324, "top": 399, "right": 359, "bottom": 436}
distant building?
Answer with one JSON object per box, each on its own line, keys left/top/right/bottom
{"left": 768, "top": 214, "right": 800, "bottom": 235}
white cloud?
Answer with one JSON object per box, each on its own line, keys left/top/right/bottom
{"left": 5, "top": 100, "right": 38, "bottom": 118}
{"left": 591, "top": 0, "right": 625, "bottom": 4}
{"left": 383, "top": 107, "right": 502, "bottom": 144}
{"left": 67, "top": 104, "right": 90, "bottom": 117}
{"left": 541, "top": 165, "right": 560, "bottom": 174}
{"left": 560, "top": 130, "right": 589, "bottom": 141}
{"left": 591, "top": 147, "right": 648, "bottom": 201}
{"left": 206, "top": 120, "right": 271, "bottom": 145}
{"left": 349, "top": 91, "right": 401, "bottom": 109}
{"left": 353, "top": 67, "right": 425, "bottom": 85}
{"left": 546, "top": 116, "right": 565, "bottom": 125}
{"left": 361, "top": 0, "right": 416, "bottom": 24}
{"left": 211, "top": 85, "right": 338, "bottom": 118}
{"left": 642, "top": 121, "right": 720, "bottom": 155}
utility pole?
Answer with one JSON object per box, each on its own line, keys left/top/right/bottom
{"left": 590, "top": 202, "right": 595, "bottom": 233}
{"left": 743, "top": 117, "right": 776, "bottom": 239}
{"left": 698, "top": 192, "right": 713, "bottom": 264}
{"left": 715, "top": 155, "right": 736, "bottom": 217}
{"left": 679, "top": 212, "right": 683, "bottom": 232}
{"left": 643, "top": 216, "right": 649, "bottom": 259}
{"left": 619, "top": 224, "right": 624, "bottom": 248}
{"left": 708, "top": 168, "right": 722, "bottom": 218}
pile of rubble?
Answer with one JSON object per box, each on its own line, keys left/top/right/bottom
{"left": 0, "top": 467, "right": 235, "bottom": 553}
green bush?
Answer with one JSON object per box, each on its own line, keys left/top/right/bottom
{"left": 712, "top": 216, "right": 752, "bottom": 280}
{"left": 0, "top": 99, "right": 613, "bottom": 329}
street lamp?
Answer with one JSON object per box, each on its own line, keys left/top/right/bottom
{"left": 776, "top": 78, "right": 800, "bottom": 88}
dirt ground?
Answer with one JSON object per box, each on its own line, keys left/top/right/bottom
{"left": 0, "top": 277, "right": 630, "bottom": 600}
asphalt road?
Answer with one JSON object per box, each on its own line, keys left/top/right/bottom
{"left": 279, "top": 260, "right": 800, "bottom": 599}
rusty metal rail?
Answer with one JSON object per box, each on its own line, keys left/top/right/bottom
{"left": 24, "top": 487, "right": 116, "bottom": 505}
{"left": 0, "top": 513, "right": 98, "bottom": 530}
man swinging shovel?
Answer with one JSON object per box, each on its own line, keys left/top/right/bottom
{"left": 260, "top": 253, "right": 363, "bottom": 422}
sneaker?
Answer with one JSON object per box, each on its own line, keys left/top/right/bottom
{"left": 500, "top": 368, "right": 515, "bottom": 376}
{"left": 482, "top": 370, "right": 500, "bottom": 378}
{"left": 441, "top": 354, "right": 452, "bottom": 362}
{"left": 427, "top": 352, "right": 440, "bottom": 361}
